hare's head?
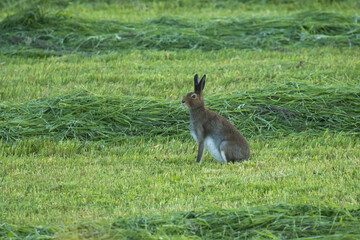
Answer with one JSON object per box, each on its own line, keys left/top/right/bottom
{"left": 182, "top": 74, "right": 206, "bottom": 109}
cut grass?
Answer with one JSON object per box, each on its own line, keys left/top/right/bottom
{"left": 2, "top": 0, "right": 360, "bottom": 23}
{"left": 1, "top": 48, "right": 359, "bottom": 104}
{"left": 111, "top": 204, "right": 360, "bottom": 239}
{"left": 2, "top": 204, "right": 360, "bottom": 239}
{"left": 0, "top": 85, "right": 359, "bottom": 142}
{"left": 0, "top": 6, "right": 359, "bottom": 56}
{"left": 2, "top": 134, "right": 360, "bottom": 226}
{"left": 1, "top": 0, "right": 360, "bottom": 238}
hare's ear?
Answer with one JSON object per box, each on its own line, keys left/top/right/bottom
{"left": 199, "top": 74, "right": 206, "bottom": 91}
{"left": 194, "top": 74, "right": 200, "bottom": 92}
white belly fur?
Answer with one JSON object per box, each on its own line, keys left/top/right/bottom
{"left": 204, "top": 137, "right": 226, "bottom": 163}
{"left": 190, "top": 129, "right": 198, "bottom": 143}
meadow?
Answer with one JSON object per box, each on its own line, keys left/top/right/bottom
{"left": 1, "top": 0, "right": 360, "bottom": 239}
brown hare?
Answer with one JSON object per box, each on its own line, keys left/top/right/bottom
{"left": 182, "top": 74, "right": 250, "bottom": 163}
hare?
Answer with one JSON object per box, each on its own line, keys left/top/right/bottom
{"left": 182, "top": 74, "right": 250, "bottom": 163}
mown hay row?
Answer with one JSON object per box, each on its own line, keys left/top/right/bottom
{"left": 2, "top": 204, "right": 359, "bottom": 239}
{"left": 0, "top": 85, "right": 358, "bottom": 142}
{"left": 1, "top": 7, "right": 359, "bottom": 56}
{"left": 112, "top": 204, "right": 360, "bottom": 239}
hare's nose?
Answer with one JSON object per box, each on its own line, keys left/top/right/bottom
{"left": 182, "top": 99, "right": 185, "bottom": 103}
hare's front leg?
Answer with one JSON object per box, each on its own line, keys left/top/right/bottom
{"left": 196, "top": 141, "right": 205, "bottom": 163}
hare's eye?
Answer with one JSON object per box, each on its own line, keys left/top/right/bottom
{"left": 191, "top": 94, "right": 196, "bottom": 98}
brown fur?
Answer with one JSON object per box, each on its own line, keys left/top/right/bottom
{"left": 182, "top": 74, "right": 250, "bottom": 163}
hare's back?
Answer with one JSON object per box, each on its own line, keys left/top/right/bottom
{"left": 206, "top": 110, "right": 243, "bottom": 140}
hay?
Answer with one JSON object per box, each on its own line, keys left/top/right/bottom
{"left": 1, "top": 204, "right": 358, "bottom": 239}
{"left": 1, "top": 6, "right": 359, "bottom": 56}
{"left": 112, "top": 204, "right": 360, "bottom": 239}
{"left": 0, "top": 85, "right": 358, "bottom": 142}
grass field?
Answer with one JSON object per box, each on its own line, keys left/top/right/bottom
{"left": 1, "top": 0, "right": 360, "bottom": 239}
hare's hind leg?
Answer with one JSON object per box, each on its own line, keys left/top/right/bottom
{"left": 220, "top": 141, "right": 247, "bottom": 163}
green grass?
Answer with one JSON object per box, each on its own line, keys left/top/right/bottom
{"left": 0, "top": 6, "right": 359, "bottom": 56}
{"left": 1, "top": 134, "right": 359, "bottom": 220}
{"left": 0, "top": 48, "right": 359, "bottom": 103}
{"left": 112, "top": 205, "right": 360, "bottom": 239}
{"left": 2, "top": 205, "right": 360, "bottom": 239}
{"left": 0, "top": 85, "right": 359, "bottom": 142}
{"left": 1, "top": 0, "right": 360, "bottom": 239}
{"left": 2, "top": 134, "right": 360, "bottom": 238}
